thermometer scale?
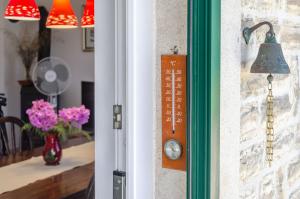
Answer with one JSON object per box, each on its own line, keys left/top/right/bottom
{"left": 161, "top": 54, "right": 187, "bottom": 171}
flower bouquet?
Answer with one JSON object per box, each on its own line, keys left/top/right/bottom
{"left": 23, "top": 99, "right": 91, "bottom": 165}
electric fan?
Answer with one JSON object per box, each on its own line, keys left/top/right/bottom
{"left": 32, "top": 57, "right": 71, "bottom": 108}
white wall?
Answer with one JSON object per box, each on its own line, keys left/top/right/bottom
{"left": 220, "top": 0, "right": 241, "bottom": 198}
{"left": 0, "top": 0, "right": 94, "bottom": 118}
{"left": 2, "top": 19, "right": 26, "bottom": 117}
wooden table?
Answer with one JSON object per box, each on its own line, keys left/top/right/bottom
{"left": 0, "top": 137, "right": 94, "bottom": 199}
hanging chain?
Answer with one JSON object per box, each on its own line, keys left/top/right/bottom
{"left": 266, "top": 74, "right": 274, "bottom": 167}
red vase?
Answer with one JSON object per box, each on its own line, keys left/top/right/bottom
{"left": 43, "top": 134, "right": 62, "bottom": 165}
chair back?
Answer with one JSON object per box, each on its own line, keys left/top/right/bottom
{"left": 85, "top": 175, "right": 95, "bottom": 199}
{"left": 0, "top": 117, "right": 33, "bottom": 155}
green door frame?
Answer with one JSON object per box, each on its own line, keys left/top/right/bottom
{"left": 187, "top": 0, "right": 220, "bottom": 198}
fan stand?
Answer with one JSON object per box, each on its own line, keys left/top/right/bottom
{"left": 48, "top": 96, "right": 58, "bottom": 110}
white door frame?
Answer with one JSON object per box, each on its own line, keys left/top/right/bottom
{"left": 94, "top": 0, "right": 115, "bottom": 198}
{"left": 126, "top": 0, "right": 154, "bottom": 198}
{"left": 95, "top": 0, "right": 154, "bottom": 198}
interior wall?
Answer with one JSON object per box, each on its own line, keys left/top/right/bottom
{"left": 0, "top": 2, "right": 4, "bottom": 89}
{"left": 155, "top": 0, "right": 187, "bottom": 198}
{"left": 2, "top": 19, "right": 26, "bottom": 118}
{"left": 0, "top": 1, "right": 7, "bottom": 115}
{"left": 50, "top": 0, "right": 94, "bottom": 108}
{"left": 240, "top": 0, "right": 300, "bottom": 198}
{"left": 0, "top": 0, "right": 94, "bottom": 118}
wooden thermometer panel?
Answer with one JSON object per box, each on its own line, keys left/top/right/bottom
{"left": 161, "top": 55, "right": 187, "bottom": 171}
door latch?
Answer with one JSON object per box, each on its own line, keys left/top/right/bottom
{"left": 113, "top": 105, "right": 122, "bottom": 129}
{"left": 113, "top": 170, "right": 126, "bottom": 199}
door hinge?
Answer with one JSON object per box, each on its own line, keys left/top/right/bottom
{"left": 113, "top": 105, "right": 122, "bottom": 129}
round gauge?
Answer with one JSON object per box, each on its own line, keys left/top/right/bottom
{"left": 164, "top": 139, "right": 182, "bottom": 160}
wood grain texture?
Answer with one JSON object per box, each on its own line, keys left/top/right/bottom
{"left": 0, "top": 137, "right": 94, "bottom": 199}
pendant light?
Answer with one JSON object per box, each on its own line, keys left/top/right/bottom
{"left": 4, "top": 0, "right": 40, "bottom": 21}
{"left": 46, "top": 0, "right": 78, "bottom": 29}
{"left": 81, "top": 0, "right": 94, "bottom": 28}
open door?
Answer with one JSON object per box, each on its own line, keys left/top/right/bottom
{"left": 95, "top": 0, "right": 126, "bottom": 198}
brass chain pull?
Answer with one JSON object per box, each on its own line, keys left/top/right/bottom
{"left": 266, "top": 74, "right": 274, "bottom": 167}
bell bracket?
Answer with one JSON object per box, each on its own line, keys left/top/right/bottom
{"left": 243, "top": 21, "right": 277, "bottom": 44}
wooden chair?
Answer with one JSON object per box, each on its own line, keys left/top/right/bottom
{"left": 85, "top": 174, "right": 95, "bottom": 199}
{"left": 0, "top": 117, "right": 33, "bottom": 155}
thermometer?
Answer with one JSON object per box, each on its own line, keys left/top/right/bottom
{"left": 161, "top": 54, "right": 187, "bottom": 171}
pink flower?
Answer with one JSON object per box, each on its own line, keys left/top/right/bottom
{"left": 26, "top": 100, "right": 58, "bottom": 131}
{"left": 59, "top": 105, "right": 90, "bottom": 127}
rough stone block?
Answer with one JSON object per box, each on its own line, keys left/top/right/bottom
{"left": 288, "top": 157, "right": 300, "bottom": 187}
{"left": 287, "top": 0, "right": 300, "bottom": 16}
{"left": 259, "top": 172, "right": 275, "bottom": 199}
{"left": 281, "top": 26, "right": 300, "bottom": 49}
{"left": 240, "top": 144, "right": 264, "bottom": 181}
{"left": 294, "top": 124, "right": 300, "bottom": 147}
{"left": 275, "top": 167, "right": 285, "bottom": 199}
{"left": 240, "top": 0, "right": 300, "bottom": 199}
{"left": 289, "top": 188, "right": 300, "bottom": 199}
{"left": 242, "top": 0, "right": 282, "bottom": 14}
{"left": 273, "top": 128, "right": 295, "bottom": 161}
{"left": 241, "top": 104, "right": 260, "bottom": 136}
{"left": 240, "top": 185, "right": 257, "bottom": 199}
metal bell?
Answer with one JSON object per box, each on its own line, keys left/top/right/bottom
{"left": 251, "top": 42, "right": 290, "bottom": 74}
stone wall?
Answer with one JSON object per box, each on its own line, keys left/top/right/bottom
{"left": 240, "top": 0, "right": 300, "bottom": 198}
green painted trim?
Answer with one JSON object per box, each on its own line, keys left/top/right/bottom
{"left": 210, "top": 0, "right": 221, "bottom": 198}
{"left": 187, "top": 0, "right": 220, "bottom": 198}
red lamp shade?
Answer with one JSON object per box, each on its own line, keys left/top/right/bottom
{"left": 46, "top": 0, "right": 78, "bottom": 29}
{"left": 4, "top": 0, "right": 40, "bottom": 21}
{"left": 81, "top": 0, "right": 94, "bottom": 28}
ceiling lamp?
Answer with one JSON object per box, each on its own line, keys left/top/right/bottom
{"left": 46, "top": 0, "right": 78, "bottom": 29}
{"left": 4, "top": 0, "right": 40, "bottom": 21}
{"left": 81, "top": 0, "right": 94, "bottom": 28}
